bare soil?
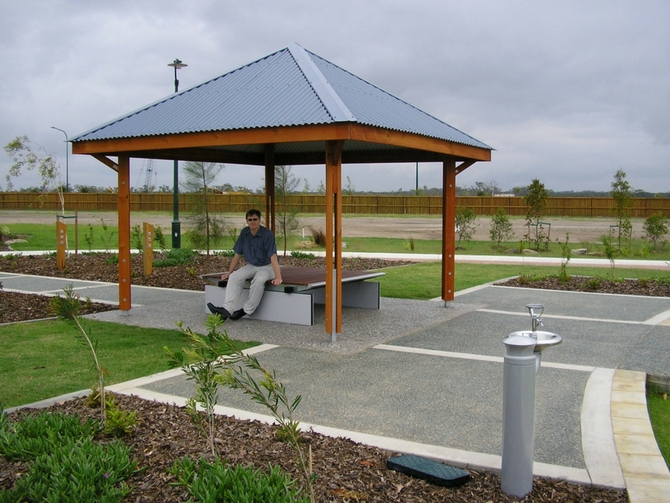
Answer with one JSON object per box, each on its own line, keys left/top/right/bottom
{"left": 0, "top": 209, "right": 648, "bottom": 242}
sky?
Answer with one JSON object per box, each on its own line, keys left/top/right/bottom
{"left": 1, "top": 0, "right": 669, "bottom": 195}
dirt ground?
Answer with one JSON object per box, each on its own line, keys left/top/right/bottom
{"left": 0, "top": 209, "right": 647, "bottom": 243}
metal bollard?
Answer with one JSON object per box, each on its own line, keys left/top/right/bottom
{"left": 501, "top": 333, "right": 538, "bottom": 498}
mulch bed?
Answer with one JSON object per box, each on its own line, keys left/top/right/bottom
{"left": 0, "top": 252, "right": 646, "bottom": 501}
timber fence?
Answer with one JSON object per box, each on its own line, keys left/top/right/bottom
{"left": 0, "top": 193, "right": 669, "bottom": 218}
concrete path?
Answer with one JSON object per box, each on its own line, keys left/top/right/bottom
{"left": 3, "top": 257, "right": 670, "bottom": 500}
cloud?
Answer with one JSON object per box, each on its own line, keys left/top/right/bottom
{"left": 1, "top": 0, "right": 668, "bottom": 194}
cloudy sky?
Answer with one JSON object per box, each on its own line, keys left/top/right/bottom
{"left": 2, "top": 0, "right": 668, "bottom": 194}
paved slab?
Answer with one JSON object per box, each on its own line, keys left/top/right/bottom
{"left": 6, "top": 269, "right": 670, "bottom": 492}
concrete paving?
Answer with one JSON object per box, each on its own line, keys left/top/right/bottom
{"left": 3, "top": 258, "right": 670, "bottom": 498}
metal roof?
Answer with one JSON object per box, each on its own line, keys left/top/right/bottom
{"left": 72, "top": 44, "right": 490, "bottom": 151}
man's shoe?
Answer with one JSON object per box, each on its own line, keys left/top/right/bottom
{"left": 229, "top": 309, "right": 247, "bottom": 320}
{"left": 207, "top": 303, "right": 230, "bottom": 320}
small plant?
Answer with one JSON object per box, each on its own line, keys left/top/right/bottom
{"left": 455, "top": 206, "right": 477, "bottom": 248}
{"left": 213, "top": 249, "right": 235, "bottom": 257}
{"left": 643, "top": 213, "right": 668, "bottom": 251}
{"left": 290, "top": 250, "right": 316, "bottom": 259}
{"left": 168, "top": 457, "right": 308, "bottom": 503}
{"left": 310, "top": 227, "right": 326, "bottom": 247}
{"left": 131, "top": 224, "right": 143, "bottom": 253}
{"left": 557, "top": 233, "right": 571, "bottom": 283}
{"left": 83, "top": 223, "right": 95, "bottom": 252}
{"left": 106, "top": 253, "right": 119, "bottom": 265}
{"left": 50, "top": 285, "right": 107, "bottom": 422}
{"left": 0, "top": 408, "right": 136, "bottom": 501}
{"left": 104, "top": 397, "right": 137, "bottom": 437}
{"left": 153, "top": 224, "right": 167, "bottom": 252}
{"left": 100, "top": 218, "right": 116, "bottom": 252}
{"left": 186, "top": 266, "right": 197, "bottom": 277}
{"left": 587, "top": 277, "right": 602, "bottom": 290}
{"left": 169, "top": 317, "right": 316, "bottom": 502}
{"left": 524, "top": 178, "right": 549, "bottom": 251}
{"left": 489, "top": 207, "right": 514, "bottom": 249}
{"left": 404, "top": 237, "right": 415, "bottom": 251}
{"left": 165, "top": 316, "right": 230, "bottom": 457}
{"left": 601, "top": 235, "right": 619, "bottom": 281}
{"left": 154, "top": 248, "right": 199, "bottom": 267}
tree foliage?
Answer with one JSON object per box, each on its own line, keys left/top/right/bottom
{"left": 181, "top": 161, "right": 225, "bottom": 255}
{"left": 610, "top": 169, "right": 633, "bottom": 253}
{"left": 275, "top": 165, "right": 300, "bottom": 255}
{"left": 489, "top": 207, "right": 514, "bottom": 249}
{"left": 455, "top": 206, "right": 477, "bottom": 248}
{"left": 643, "top": 213, "right": 668, "bottom": 251}
{"left": 524, "top": 178, "right": 549, "bottom": 250}
{"left": 4, "top": 135, "right": 64, "bottom": 213}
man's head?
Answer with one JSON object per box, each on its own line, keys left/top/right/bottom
{"left": 245, "top": 209, "right": 261, "bottom": 231}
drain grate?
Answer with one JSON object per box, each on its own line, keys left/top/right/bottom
{"left": 386, "top": 454, "right": 471, "bottom": 487}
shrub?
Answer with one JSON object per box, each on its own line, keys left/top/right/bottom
{"left": 643, "top": 213, "right": 668, "bottom": 251}
{"left": 154, "top": 248, "right": 199, "bottom": 267}
{"left": 168, "top": 457, "right": 308, "bottom": 503}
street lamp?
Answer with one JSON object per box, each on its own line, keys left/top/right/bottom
{"left": 51, "top": 126, "right": 69, "bottom": 192}
{"left": 167, "top": 58, "right": 188, "bottom": 248}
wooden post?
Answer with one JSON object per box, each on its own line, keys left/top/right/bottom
{"left": 325, "top": 140, "right": 344, "bottom": 339}
{"left": 56, "top": 219, "right": 67, "bottom": 270}
{"left": 265, "top": 144, "right": 276, "bottom": 235}
{"left": 143, "top": 222, "right": 154, "bottom": 276}
{"left": 442, "top": 159, "right": 456, "bottom": 303}
{"left": 118, "top": 156, "right": 131, "bottom": 312}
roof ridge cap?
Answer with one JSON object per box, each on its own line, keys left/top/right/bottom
{"left": 287, "top": 43, "right": 356, "bottom": 123}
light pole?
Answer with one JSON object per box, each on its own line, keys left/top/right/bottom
{"left": 167, "top": 58, "right": 187, "bottom": 248}
{"left": 51, "top": 126, "right": 69, "bottom": 192}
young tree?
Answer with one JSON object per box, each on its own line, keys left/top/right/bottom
{"left": 455, "top": 206, "right": 477, "bottom": 248}
{"left": 524, "top": 178, "right": 549, "bottom": 251}
{"left": 4, "top": 135, "right": 65, "bottom": 214}
{"left": 489, "top": 207, "right": 514, "bottom": 249}
{"left": 181, "top": 161, "right": 225, "bottom": 255}
{"left": 275, "top": 165, "right": 300, "bottom": 255}
{"left": 643, "top": 213, "right": 668, "bottom": 251}
{"left": 611, "top": 169, "right": 633, "bottom": 253}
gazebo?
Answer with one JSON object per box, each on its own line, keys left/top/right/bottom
{"left": 71, "top": 43, "right": 492, "bottom": 338}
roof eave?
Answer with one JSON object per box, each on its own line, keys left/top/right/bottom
{"left": 71, "top": 123, "right": 491, "bottom": 164}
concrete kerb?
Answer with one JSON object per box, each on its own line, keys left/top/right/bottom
{"left": 4, "top": 251, "right": 670, "bottom": 495}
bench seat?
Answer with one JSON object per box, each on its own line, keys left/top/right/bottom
{"left": 201, "top": 266, "right": 384, "bottom": 325}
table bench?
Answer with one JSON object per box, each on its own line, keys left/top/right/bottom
{"left": 201, "top": 266, "right": 385, "bottom": 325}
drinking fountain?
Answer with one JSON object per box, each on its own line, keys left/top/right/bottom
{"left": 501, "top": 303, "right": 563, "bottom": 498}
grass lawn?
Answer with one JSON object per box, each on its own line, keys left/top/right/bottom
{"left": 375, "top": 262, "right": 670, "bottom": 299}
{"left": 5, "top": 221, "right": 670, "bottom": 262}
{"left": 648, "top": 387, "right": 670, "bottom": 469}
{"left": 0, "top": 319, "right": 258, "bottom": 409}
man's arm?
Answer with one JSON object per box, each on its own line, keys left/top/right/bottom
{"left": 221, "top": 253, "right": 242, "bottom": 280}
{"left": 269, "top": 254, "right": 282, "bottom": 286}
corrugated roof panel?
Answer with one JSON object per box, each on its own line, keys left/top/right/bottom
{"left": 307, "top": 49, "right": 490, "bottom": 149}
{"left": 73, "top": 44, "right": 490, "bottom": 152}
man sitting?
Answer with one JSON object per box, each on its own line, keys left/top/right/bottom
{"left": 207, "top": 209, "right": 282, "bottom": 320}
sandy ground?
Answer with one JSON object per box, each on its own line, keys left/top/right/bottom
{"left": 0, "top": 209, "right": 647, "bottom": 243}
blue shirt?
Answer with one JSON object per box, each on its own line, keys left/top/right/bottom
{"left": 233, "top": 225, "right": 277, "bottom": 266}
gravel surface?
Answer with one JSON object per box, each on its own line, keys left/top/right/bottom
{"left": 0, "top": 248, "right": 637, "bottom": 501}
